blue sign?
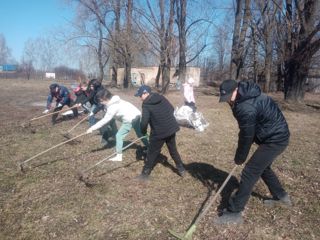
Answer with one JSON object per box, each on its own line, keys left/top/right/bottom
{"left": 0, "top": 64, "right": 17, "bottom": 72}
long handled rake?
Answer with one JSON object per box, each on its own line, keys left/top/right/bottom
{"left": 168, "top": 165, "right": 238, "bottom": 240}
{"left": 78, "top": 136, "right": 147, "bottom": 184}
{"left": 63, "top": 115, "right": 89, "bottom": 139}
{"left": 29, "top": 105, "right": 78, "bottom": 122}
{"left": 19, "top": 132, "right": 89, "bottom": 172}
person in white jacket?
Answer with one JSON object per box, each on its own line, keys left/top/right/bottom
{"left": 183, "top": 77, "right": 196, "bottom": 112}
{"left": 86, "top": 89, "right": 148, "bottom": 161}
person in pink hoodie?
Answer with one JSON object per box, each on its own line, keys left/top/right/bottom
{"left": 183, "top": 77, "right": 196, "bottom": 112}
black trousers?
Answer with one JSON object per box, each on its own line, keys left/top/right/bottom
{"left": 142, "top": 133, "right": 184, "bottom": 175}
{"left": 228, "top": 140, "right": 289, "bottom": 212}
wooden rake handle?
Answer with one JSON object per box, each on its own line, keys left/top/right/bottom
{"left": 67, "top": 115, "right": 89, "bottom": 133}
{"left": 30, "top": 105, "right": 78, "bottom": 121}
{"left": 20, "top": 132, "right": 89, "bottom": 167}
{"left": 80, "top": 136, "right": 147, "bottom": 176}
{"left": 193, "top": 165, "right": 238, "bottom": 226}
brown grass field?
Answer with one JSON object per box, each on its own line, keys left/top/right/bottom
{"left": 0, "top": 78, "right": 319, "bottom": 240}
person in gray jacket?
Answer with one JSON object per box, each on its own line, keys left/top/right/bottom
{"left": 214, "top": 79, "right": 291, "bottom": 225}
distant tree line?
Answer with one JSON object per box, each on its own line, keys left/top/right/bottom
{"left": 1, "top": 0, "right": 319, "bottom": 101}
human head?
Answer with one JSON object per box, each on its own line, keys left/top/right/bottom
{"left": 95, "top": 89, "right": 113, "bottom": 105}
{"left": 219, "top": 79, "right": 238, "bottom": 103}
{"left": 49, "top": 83, "right": 59, "bottom": 93}
{"left": 88, "top": 79, "right": 101, "bottom": 90}
{"left": 187, "top": 77, "right": 194, "bottom": 85}
{"left": 135, "top": 85, "right": 152, "bottom": 101}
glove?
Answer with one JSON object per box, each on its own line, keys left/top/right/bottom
{"left": 143, "top": 133, "right": 149, "bottom": 140}
{"left": 57, "top": 103, "right": 63, "bottom": 108}
{"left": 86, "top": 128, "right": 93, "bottom": 134}
{"left": 89, "top": 112, "right": 94, "bottom": 117}
{"left": 43, "top": 109, "right": 49, "bottom": 114}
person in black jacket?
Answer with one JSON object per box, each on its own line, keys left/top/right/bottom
{"left": 75, "top": 79, "right": 117, "bottom": 146}
{"left": 76, "top": 79, "right": 105, "bottom": 126}
{"left": 134, "top": 85, "right": 186, "bottom": 181}
{"left": 214, "top": 79, "right": 291, "bottom": 225}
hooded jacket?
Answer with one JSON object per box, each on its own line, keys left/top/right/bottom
{"left": 232, "top": 81, "right": 290, "bottom": 164}
{"left": 46, "top": 85, "right": 71, "bottom": 109}
{"left": 140, "top": 92, "right": 179, "bottom": 139}
{"left": 84, "top": 80, "right": 105, "bottom": 105}
{"left": 89, "top": 95, "right": 141, "bottom": 132}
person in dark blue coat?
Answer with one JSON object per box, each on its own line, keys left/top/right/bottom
{"left": 43, "top": 83, "right": 78, "bottom": 125}
{"left": 214, "top": 79, "right": 291, "bottom": 225}
{"left": 134, "top": 85, "right": 186, "bottom": 181}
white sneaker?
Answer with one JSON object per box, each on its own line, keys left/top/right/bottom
{"left": 109, "top": 154, "right": 122, "bottom": 161}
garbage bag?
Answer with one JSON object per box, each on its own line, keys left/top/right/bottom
{"left": 174, "top": 106, "right": 209, "bottom": 132}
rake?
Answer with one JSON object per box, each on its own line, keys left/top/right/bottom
{"left": 29, "top": 105, "right": 78, "bottom": 122}
{"left": 78, "top": 136, "right": 147, "bottom": 184}
{"left": 19, "top": 132, "right": 89, "bottom": 172}
{"left": 63, "top": 115, "right": 89, "bottom": 139}
{"left": 168, "top": 165, "right": 238, "bottom": 240}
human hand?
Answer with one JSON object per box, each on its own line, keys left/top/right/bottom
{"left": 89, "top": 112, "right": 94, "bottom": 117}
{"left": 86, "top": 128, "right": 93, "bottom": 134}
{"left": 57, "top": 103, "right": 63, "bottom": 108}
{"left": 43, "top": 109, "right": 49, "bottom": 114}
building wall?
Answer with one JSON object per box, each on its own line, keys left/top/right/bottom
{"left": 114, "top": 67, "right": 201, "bottom": 87}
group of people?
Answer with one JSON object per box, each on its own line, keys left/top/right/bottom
{"left": 43, "top": 78, "right": 291, "bottom": 225}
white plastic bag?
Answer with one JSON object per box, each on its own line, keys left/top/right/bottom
{"left": 174, "top": 106, "right": 209, "bottom": 131}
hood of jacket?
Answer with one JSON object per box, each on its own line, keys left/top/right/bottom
{"left": 235, "top": 81, "right": 261, "bottom": 103}
{"left": 107, "top": 95, "right": 121, "bottom": 107}
{"left": 143, "top": 93, "right": 162, "bottom": 105}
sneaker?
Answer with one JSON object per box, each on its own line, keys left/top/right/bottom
{"left": 263, "top": 194, "right": 292, "bottom": 207}
{"left": 213, "top": 210, "right": 243, "bottom": 225}
{"left": 109, "top": 154, "right": 122, "bottom": 162}
{"left": 135, "top": 173, "right": 150, "bottom": 182}
{"left": 177, "top": 165, "right": 186, "bottom": 177}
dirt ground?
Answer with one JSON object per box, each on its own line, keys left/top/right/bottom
{"left": 0, "top": 78, "right": 319, "bottom": 240}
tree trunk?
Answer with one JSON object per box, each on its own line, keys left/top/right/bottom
{"left": 97, "top": 22, "right": 104, "bottom": 82}
{"left": 155, "top": 65, "right": 161, "bottom": 89}
{"left": 112, "top": 0, "right": 121, "bottom": 87}
{"left": 284, "top": 59, "right": 309, "bottom": 101}
{"left": 123, "top": 0, "right": 133, "bottom": 89}
{"left": 229, "top": 0, "right": 251, "bottom": 80}
{"left": 124, "top": 56, "right": 131, "bottom": 88}
{"left": 176, "top": 0, "right": 187, "bottom": 83}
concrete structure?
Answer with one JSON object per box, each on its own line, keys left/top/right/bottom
{"left": 114, "top": 67, "right": 201, "bottom": 87}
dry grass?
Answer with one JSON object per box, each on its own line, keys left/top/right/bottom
{"left": 0, "top": 79, "right": 319, "bottom": 240}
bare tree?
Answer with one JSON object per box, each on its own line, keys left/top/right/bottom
{"left": 21, "top": 42, "right": 36, "bottom": 80}
{"left": 67, "top": 0, "right": 112, "bottom": 82}
{"left": 135, "top": 0, "right": 175, "bottom": 93}
{"left": 123, "top": 0, "right": 133, "bottom": 88}
{"left": 0, "top": 34, "right": 12, "bottom": 64}
{"left": 280, "top": 0, "right": 320, "bottom": 101}
{"left": 230, "top": 0, "right": 251, "bottom": 80}
{"left": 176, "top": 0, "right": 187, "bottom": 83}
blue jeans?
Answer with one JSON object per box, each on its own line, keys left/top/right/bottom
{"left": 115, "top": 116, "right": 149, "bottom": 153}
